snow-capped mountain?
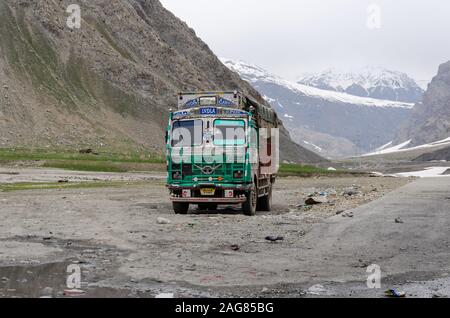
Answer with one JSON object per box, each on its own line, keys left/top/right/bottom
{"left": 221, "top": 58, "right": 414, "bottom": 158}
{"left": 222, "top": 60, "right": 414, "bottom": 108}
{"left": 297, "top": 67, "right": 424, "bottom": 103}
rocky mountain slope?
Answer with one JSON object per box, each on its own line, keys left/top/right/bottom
{"left": 394, "top": 60, "right": 450, "bottom": 147}
{"left": 222, "top": 59, "right": 414, "bottom": 158}
{"left": 0, "top": 0, "right": 322, "bottom": 163}
{"left": 298, "top": 67, "right": 424, "bottom": 103}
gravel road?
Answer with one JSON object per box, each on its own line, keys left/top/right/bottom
{"left": 3, "top": 168, "right": 439, "bottom": 298}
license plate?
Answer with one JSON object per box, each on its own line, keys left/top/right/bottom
{"left": 200, "top": 188, "right": 215, "bottom": 196}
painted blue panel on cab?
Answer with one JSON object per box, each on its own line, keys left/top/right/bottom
{"left": 199, "top": 107, "right": 217, "bottom": 115}
{"left": 217, "top": 97, "right": 234, "bottom": 106}
{"left": 184, "top": 98, "right": 199, "bottom": 108}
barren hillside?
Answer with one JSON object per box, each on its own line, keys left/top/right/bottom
{"left": 0, "top": 0, "right": 323, "bottom": 162}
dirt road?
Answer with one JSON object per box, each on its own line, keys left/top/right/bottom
{"left": 4, "top": 168, "right": 446, "bottom": 298}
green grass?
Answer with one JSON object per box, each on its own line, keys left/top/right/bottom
{"left": 0, "top": 148, "right": 166, "bottom": 173}
{"left": 0, "top": 149, "right": 362, "bottom": 176}
{"left": 278, "top": 163, "right": 356, "bottom": 177}
{"left": 0, "top": 181, "right": 145, "bottom": 192}
{"left": 42, "top": 161, "right": 129, "bottom": 173}
{"left": 0, "top": 148, "right": 164, "bottom": 164}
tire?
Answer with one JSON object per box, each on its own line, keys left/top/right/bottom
{"left": 258, "top": 186, "right": 272, "bottom": 212}
{"left": 242, "top": 184, "right": 257, "bottom": 216}
{"left": 173, "top": 202, "right": 189, "bottom": 214}
{"left": 198, "top": 203, "right": 218, "bottom": 211}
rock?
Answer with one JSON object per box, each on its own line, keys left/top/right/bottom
{"left": 307, "top": 284, "right": 326, "bottom": 295}
{"left": 335, "top": 210, "right": 345, "bottom": 215}
{"left": 342, "top": 188, "right": 361, "bottom": 196}
{"left": 41, "top": 287, "right": 53, "bottom": 295}
{"left": 157, "top": 217, "right": 171, "bottom": 224}
{"left": 342, "top": 211, "right": 354, "bottom": 218}
{"left": 230, "top": 244, "right": 240, "bottom": 251}
{"left": 265, "top": 235, "right": 284, "bottom": 242}
{"left": 395, "top": 217, "right": 404, "bottom": 223}
{"left": 326, "top": 189, "right": 338, "bottom": 197}
{"left": 305, "top": 196, "right": 327, "bottom": 205}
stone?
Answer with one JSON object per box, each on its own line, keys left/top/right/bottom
{"left": 157, "top": 217, "right": 171, "bottom": 224}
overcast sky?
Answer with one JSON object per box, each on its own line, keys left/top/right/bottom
{"left": 160, "top": 0, "right": 450, "bottom": 85}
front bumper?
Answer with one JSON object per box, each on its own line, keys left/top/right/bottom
{"left": 167, "top": 184, "right": 252, "bottom": 191}
{"left": 167, "top": 184, "right": 251, "bottom": 204}
{"left": 170, "top": 196, "right": 246, "bottom": 203}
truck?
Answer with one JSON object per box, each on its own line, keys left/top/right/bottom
{"left": 165, "top": 91, "right": 279, "bottom": 215}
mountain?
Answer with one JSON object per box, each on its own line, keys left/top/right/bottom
{"left": 221, "top": 58, "right": 414, "bottom": 158}
{"left": 0, "top": 0, "right": 323, "bottom": 163}
{"left": 297, "top": 67, "right": 424, "bottom": 103}
{"left": 394, "top": 60, "right": 450, "bottom": 148}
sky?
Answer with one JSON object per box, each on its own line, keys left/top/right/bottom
{"left": 160, "top": 0, "right": 450, "bottom": 86}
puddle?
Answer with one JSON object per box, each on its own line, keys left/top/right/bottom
{"left": 0, "top": 260, "right": 149, "bottom": 297}
{"left": 0, "top": 236, "right": 143, "bottom": 298}
{"left": 0, "top": 236, "right": 225, "bottom": 298}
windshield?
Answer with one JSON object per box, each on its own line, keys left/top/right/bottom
{"left": 214, "top": 119, "right": 246, "bottom": 146}
{"left": 171, "top": 120, "right": 203, "bottom": 147}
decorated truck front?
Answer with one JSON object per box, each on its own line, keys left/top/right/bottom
{"left": 166, "top": 91, "right": 279, "bottom": 215}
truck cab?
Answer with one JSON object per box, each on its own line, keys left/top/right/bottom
{"left": 166, "top": 91, "right": 279, "bottom": 215}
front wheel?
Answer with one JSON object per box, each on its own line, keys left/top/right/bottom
{"left": 242, "top": 185, "right": 257, "bottom": 216}
{"left": 173, "top": 202, "right": 189, "bottom": 214}
{"left": 258, "top": 185, "right": 272, "bottom": 212}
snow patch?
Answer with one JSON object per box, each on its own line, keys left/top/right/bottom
{"left": 303, "top": 140, "right": 323, "bottom": 152}
{"left": 364, "top": 136, "right": 450, "bottom": 156}
{"left": 262, "top": 95, "right": 275, "bottom": 103}
{"left": 363, "top": 140, "right": 411, "bottom": 156}
{"left": 375, "top": 141, "right": 393, "bottom": 152}
{"left": 393, "top": 167, "right": 450, "bottom": 178}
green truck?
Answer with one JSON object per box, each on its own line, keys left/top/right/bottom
{"left": 165, "top": 91, "right": 279, "bottom": 215}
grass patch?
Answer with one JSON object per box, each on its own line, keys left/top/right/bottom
{"left": 0, "top": 181, "right": 144, "bottom": 192}
{"left": 42, "top": 160, "right": 166, "bottom": 173}
{"left": 0, "top": 148, "right": 166, "bottom": 173}
{"left": 278, "top": 164, "right": 355, "bottom": 177}
{"left": 0, "top": 148, "right": 165, "bottom": 164}
{"left": 42, "top": 161, "right": 129, "bottom": 173}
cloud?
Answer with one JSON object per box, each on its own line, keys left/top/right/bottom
{"left": 161, "top": 0, "right": 450, "bottom": 82}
